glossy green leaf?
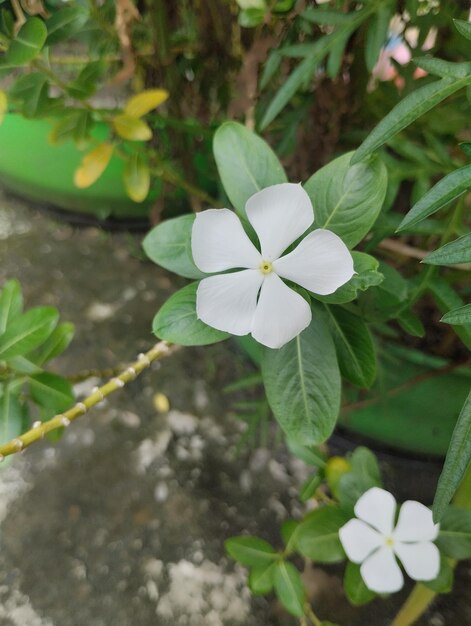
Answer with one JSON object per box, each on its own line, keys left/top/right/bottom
{"left": 304, "top": 152, "right": 387, "bottom": 248}
{"left": 262, "top": 311, "right": 341, "bottom": 445}
{"left": 152, "top": 282, "right": 229, "bottom": 346}
{"left": 274, "top": 561, "right": 304, "bottom": 618}
{"left": 29, "top": 372, "right": 74, "bottom": 413}
{"left": 398, "top": 164, "right": 471, "bottom": 231}
{"left": 0, "top": 280, "right": 23, "bottom": 334}
{"left": 352, "top": 76, "right": 471, "bottom": 164}
{"left": 424, "top": 234, "right": 471, "bottom": 265}
{"left": 0, "top": 307, "right": 58, "bottom": 359}
{"left": 225, "top": 536, "right": 277, "bottom": 567}
{"left": 436, "top": 506, "right": 471, "bottom": 559}
{"left": 325, "top": 306, "right": 376, "bottom": 388}
{"left": 0, "top": 386, "right": 23, "bottom": 446}
{"left": 454, "top": 19, "right": 471, "bottom": 41}
{"left": 0, "top": 17, "right": 47, "bottom": 67}
{"left": 35, "top": 322, "right": 75, "bottom": 364}
{"left": 442, "top": 304, "right": 471, "bottom": 325}
{"left": 248, "top": 563, "right": 276, "bottom": 595}
{"left": 296, "top": 506, "right": 349, "bottom": 563}
{"left": 344, "top": 562, "right": 376, "bottom": 605}
{"left": 430, "top": 278, "right": 471, "bottom": 350}
{"left": 314, "top": 252, "right": 383, "bottom": 305}
{"left": 213, "top": 122, "right": 287, "bottom": 218}
{"left": 143, "top": 215, "right": 206, "bottom": 280}
{"left": 46, "top": 6, "right": 89, "bottom": 45}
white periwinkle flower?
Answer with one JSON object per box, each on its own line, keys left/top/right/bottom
{"left": 339, "top": 487, "right": 440, "bottom": 594}
{"left": 191, "top": 183, "right": 354, "bottom": 349}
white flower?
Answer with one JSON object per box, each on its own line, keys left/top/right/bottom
{"left": 339, "top": 487, "right": 440, "bottom": 594}
{"left": 191, "top": 183, "right": 354, "bottom": 349}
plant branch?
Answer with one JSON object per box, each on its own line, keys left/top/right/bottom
{"left": 0, "top": 341, "right": 178, "bottom": 461}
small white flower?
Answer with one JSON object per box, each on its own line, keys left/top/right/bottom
{"left": 191, "top": 183, "right": 354, "bottom": 349}
{"left": 339, "top": 487, "right": 440, "bottom": 594}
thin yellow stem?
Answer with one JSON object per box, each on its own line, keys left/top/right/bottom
{"left": 0, "top": 341, "right": 177, "bottom": 460}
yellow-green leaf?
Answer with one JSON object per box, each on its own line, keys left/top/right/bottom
{"left": 124, "top": 89, "right": 169, "bottom": 118}
{"left": 124, "top": 153, "right": 150, "bottom": 202}
{"left": 74, "top": 143, "right": 113, "bottom": 188}
{"left": 112, "top": 114, "right": 152, "bottom": 141}
{"left": 0, "top": 90, "right": 7, "bottom": 125}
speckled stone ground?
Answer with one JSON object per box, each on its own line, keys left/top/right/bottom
{"left": 0, "top": 194, "right": 470, "bottom": 626}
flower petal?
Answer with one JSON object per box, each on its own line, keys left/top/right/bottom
{"left": 273, "top": 229, "right": 354, "bottom": 295}
{"left": 394, "top": 541, "right": 440, "bottom": 582}
{"left": 354, "top": 487, "right": 397, "bottom": 536}
{"left": 192, "top": 209, "right": 261, "bottom": 273}
{"left": 251, "top": 273, "right": 311, "bottom": 349}
{"left": 339, "top": 519, "right": 383, "bottom": 564}
{"left": 245, "top": 183, "right": 314, "bottom": 260}
{"left": 394, "top": 501, "right": 439, "bottom": 542}
{"left": 196, "top": 270, "right": 263, "bottom": 335}
{"left": 360, "top": 546, "right": 404, "bottom": 594}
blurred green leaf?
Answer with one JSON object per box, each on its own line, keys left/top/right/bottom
{"left": 46, "top": 6, "right": 88, "bottom": 45}
{"left": 454, "top": 19, "right": 471, "bottom": 41}
{"left": 0, "top": 279, "right": 23, "bottom": 334}
{"left": 437, "top": 506, "right": 471, "bottom": 558}
{"left": 9, "top": 72, "right": 50, "bottom": 117}
{"left": 296, "top": 506, "right": 349, "bottom": 563}
{"left": 0, "top": 385, "right": 24, "bottom": 445}
{"left": 0, "top": 17, "right": 47, "bottom": 67}
{"left": 365, "top": 5, "right": 391, "bottom": 72}
{"left": 274, "top": 561, "right": 305, "bottom": 618}
{"left": 35, "top": 322, "right": 74, "bottom": 364}
{"left": 29, "top": 372, "right": 74, "bottom": 414}
{"left": 248, "top": 562, "right": 276, "bottom": 595}
{"left": 68, "top": 61, "right": 106, "bottom": 100}
{"left": 0, "top": 307, "right": 58, "bottom": 359}
{"left": 225, "top": 536, "right": 277, "bottom": 567}
{"left": 344, "top": 562, "right": 376, "bottom": 605}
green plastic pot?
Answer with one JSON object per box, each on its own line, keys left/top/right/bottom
{"left": 0, "top": 113, "right": 156, "bottom": 220}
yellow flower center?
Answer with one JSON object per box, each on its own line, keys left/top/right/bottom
{"left": 259, "top": 260, "right": 273, "bottom": 275}
{"left": 385, "top": 536, "right": 395, "bottom": 547}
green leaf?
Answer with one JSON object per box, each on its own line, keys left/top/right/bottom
{"left": 344, "top": 562, "right": 376, "bottom": 605}
{"left": 358, "top": 262, "right": 409, "bottom": 322}
{"left": 49, "top": 110, "right": 93, "bottom": 147}
{"left": 239, "top": 8, "right": 265, "bottom": 27}
{"left": 213, "top": 122, "right": 287, "bottom": 218}
{"left": 225, "top": 536, "right": 277, "bottom": 567}
{"left": 29, "top": 372, "right": 74, "bottom": 413}
{"left": 337, "top": 447, "right": 382, "bottom": 508}
{"left": 424, "top": 234, "right": 471, "bottom": 265}
{"left": 9, "top": 73, "right": 50, "bottom": 117}
{"left": 143, "top": 215, "right": 206, "bottom": 280}
{"left": 46, "top": 6, "right": 89, "bottom": 46}
{"left": 441, "top": 304, "right": 471, "bottom": 325}
{"left": 414, "top": 58, "right": 471, "bottom": 80}
{"left": 325, "top": 306, "right": 376, "bottom": 388}
{"left": 0, "top": 385, "right": 24, "bottom": 445}
{"left": 422, "top": 555, "right": 454, "bottom": 593}
{"left": 454, "top": 19, "right": 471, "bottom": 41}
{"left": 262, "top": 311, "right": 341, "bottom": 445}
{"left": 314, "top": 252, "right": 383, "bottom": 305}
{"left": 365, "top": 6, "right": 391, "bottom": 72}
{"left": 0, "top": 17, "right": 47, "bottom": 67}
{"left": 398, "top": 164, "right": 471, "bottom": 231}
{"left": 296, "top": 506, "right": 349, "bottom": 563}
{"left": 0, "top": 307, "right": 58, "bottom": 360}
{"left": 67, "top": 61, "right": 106, "bottom": 100}
{"left": 352, "top": 76, "right": 471, "bottom": 164}
{"left": 0, "top": 279, "right": 23, "bottom": 334}
{"left": 35, "top": 322, "right": 74, "bottom": 364}
{"left": 436, "top": 506, "right": 471, "bottom": 559}
{"left": 301, "top": 8, "right": 353, "bottom": 25}
{"left": 287, "top": 439, "right": 326, "bottom": 468}
{"left": 7, "top": 356, "right": 42, "bottom": 374}
{"left": 304, "top": 152, "right": 387, "bottom": 248}
{"left": 398, "top": 308, "right": 425, "bottom": 338}
{"left": 430, "top": 277, "right": 471, "bottom": 350}
{"left": 300, "top": 474, "right": 322, "bottom": 502}
{"left": 248, "top": 562, "right": 276, "bottom": 595}
{"left": 433, "top": 390, "right": 471, "bottom": 521}
{"left": 152, "top": 282, "right": 229, "bottom": 346}
{"left": 273, "top": 561, "right": 305, "bottom": 618}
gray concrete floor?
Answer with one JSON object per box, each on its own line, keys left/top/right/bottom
{"left": 0, "top": 194, "right": 469, "bottom": 626}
